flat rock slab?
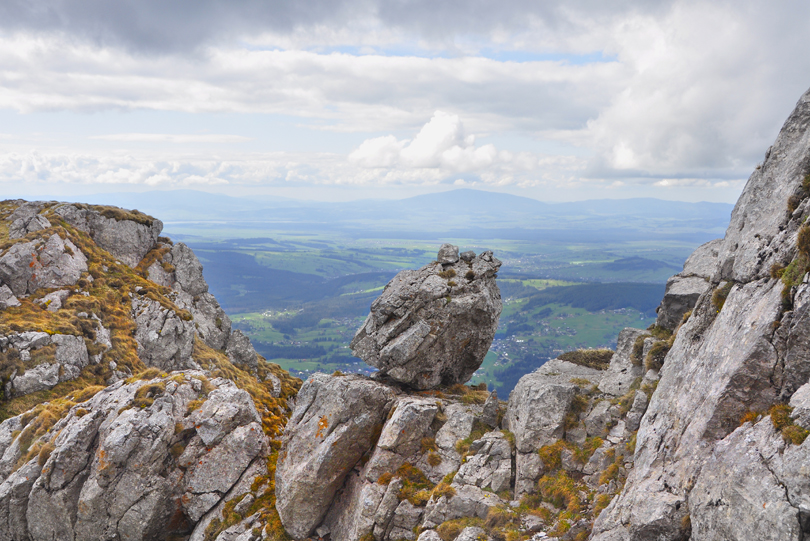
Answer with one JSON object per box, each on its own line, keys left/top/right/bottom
{"left": 351, "top": 245, "right": 502, "bottom": 390}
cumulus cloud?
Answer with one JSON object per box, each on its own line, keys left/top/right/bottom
{"left": 1, "top": 0, "right": 810, "bottom": 200}
{"left": 348, "top": 111, "right": 543, "bottom": 184}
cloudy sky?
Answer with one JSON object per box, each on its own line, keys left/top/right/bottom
{"left": 1, "top": 0, "right": 809, "bottom": 203}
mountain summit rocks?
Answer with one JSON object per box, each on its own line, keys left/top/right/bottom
{"left": 351, "top": 245, "right": 502, "bottom": 390}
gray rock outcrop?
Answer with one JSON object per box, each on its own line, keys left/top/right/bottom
{"left": 655, "top": 239, "right": 721, "bottom": 331}
{"left": 8, "top": 201, "right": 51, "bottom": 239}
{"left": 2, "top": 332, "right": 91, "bottom": 398}
{"left": 0, "top": 234, "right": 87, "bottom": 297}
{"left": 351, "top": 246, "right": 502, "bottom": 389}
{"left": 0, "top": 285, "right": 20, "bottom": 309}
{"left": 275, "top": 373, "right": 397, "bottom": 539}
{"left": 0, "top": 373, "right": 265, "bottom": 541}
{"left": 154, "top": 242, "right": 233, "bottom": 351}
{"left": 53, "top": 203, "right": 162, "bottom": 267}
{"left": 131, "top": 296, "right": 196, "bottom": 371}
{"left": 226, "top": 330, "right": 258, "bottom": 371}
{"left": 453, "top": 431, "right": 512, "bottom": 492}
{"left": 597, "top": 328, "right": 647, "bottom": 397}
{"left": 506, "top": 359, "right": 603, "bottom": 495}
{"left": 592, "top": 85, "right": 810, "bottom": 541}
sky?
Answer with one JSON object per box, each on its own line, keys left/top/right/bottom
{"left": 1, "top": 0, "right": 810, "bottom": 203}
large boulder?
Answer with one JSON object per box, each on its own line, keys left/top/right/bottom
{"left": 275, "top": 373, "right": 397, "bottom": 539}
{"left": 8, "top": 202, "right": 51, "bottom": 240}
{"left": 351, "top": 245, "right": 502, "bottom": 389}
{"left": 53, "top": 203, "right": 162, "bottom": 268}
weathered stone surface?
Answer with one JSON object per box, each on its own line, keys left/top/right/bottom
{"left": 35, "top": 289, "right": 70, "bottom": 312}
{"left": 132, "top": 296, "right": 196, "bottom": 371}
{"left": 0, "top": 374, "right": 263, "bottom": 541}
{"left": 592, "top": 278, "right": 783, "bottom": 541}
{"left": 507, "top": 359, "right": 602, "bottom": 496}
{"left": 688, "top": 419, "right": 801, "bottom": 541}
{"left": 171, "top": 242, "right": 208, "bottom": 296}
{"left": 481, "top": 390, "right": 499, "bottom": 428}
{"left": 508, "top": 359, "right": 602, "bottom": 452}
{"left": 191, "top": 292, "right": 232, "bottom": 351}
{"left": 8, "top": 207, "right": 51, "bottom": 240}
{"left": 437, "top": 243, "right": 460, "bottom": 264}
{"left": 714, "top": 90, "right": 810, "bottom": 283}
{"left": 351, "top": 246, "right": 501, "bottom": 389}
{"left": 362, "top": 396, "right": 439, "bottom": 482}
{"left": 53, "top": 203, "right": 162, "bottom": 267}
{"left": 456, "top": 526, "right": 487, "bottom": 541}
{"left": 0, "top": 285, "right": 20, "bottom": 309}
{"left": 0, "top": 235, "right": 87, "bottom": 297}
{"left": 226, "top": 330, "right": 258, "bottom": 371}
{"left": 422, "top": 484, "right": 504, "bottom": 529}
{"left": 654, "top": 238, "right": 723, "bottom": 332}
{"left": 789, "top": 382, "right": 810, "bottom": 429}
{"left": 453, "top": 431, "right": 512, "bottom": 493}
{"left": 598, "top": 328, "right": 647, "bottom": 397}
{"left": 655, "top": 276, "right": 712, "bottom": 331}
{"left": 275, "top": 373, "right": 396, "bottom": 539}
{"left": 623, "top": 391, "right": 649, "bottom": 434}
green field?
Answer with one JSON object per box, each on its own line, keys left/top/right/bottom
{"left": 161, "top": 227, "right": 691, "bottom": 396}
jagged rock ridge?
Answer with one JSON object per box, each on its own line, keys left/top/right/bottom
{"left": 0, "top": 199, "right": 301, "bottom": 541}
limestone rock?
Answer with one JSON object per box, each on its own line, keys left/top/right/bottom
{"left": 437, "top": 243, "right": 459, "bottom": 264}
{"left": 171, "top": 242, "right": 208, "bottom": 296}
{"left": 53, "top": 203, "right": 162, "bottom": 267}
{"left": 597, "top": 328, "right": 647, "bottom": 397}
{"left": 0, "top": 285, "right": 20, "bottom": 309}
{"left": 9, "top": 213, "right": 50, "bottom": 240}
{"left": 351, "top": 246, "right": 502, "bottom": 389}
{"left": 655, "top": 276, "right": 712, "bottom": 331}
{"left": 422, "top": 484, "right": 504, "bottom": 529}
{"left": 506, "top": 359, "right": 602, "bottom": 495}
{"left": 275, "top": 373, "right": 396, "bottom": 539}
{"left": 0, "top": 374, "right": 264, "bottom": 541}
{"left": 226, "top": 329, "right": 258, "bottom": 371}
{"left": 34, "top": 289, "right": 69, "bottom": 312}
{"left": 0, "top": 234, "right": 87, "bottom": 297}
{"left": 654, "top": 235, "right": 721, "bottom": 332}
{"left": 789, "top": 383, "right": 810, "bottom": 429}
{"left": 132, "top": 296, "right": 196, "bottom": 371}
{"left": 592, "top": 270, "right": 784, "bottom": 541}
{"left": 453, "top": 431, "right": 512, "bottom": 493}
{"left": 686, "top": 414, "right": 810, "bottom": 541}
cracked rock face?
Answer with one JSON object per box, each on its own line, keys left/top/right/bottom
{"left": 0, "top": 234, "right": 87, "bottom": 297}
{"left": 655, "top": 239, "right": 720, "bottom": 331}
{"left": 351, "top": 246, "right": 502, "bottom": 389}
{"left": 506, "top": 359, "right": 603, "bottom": 496}
{"left": 53, "top": 203, "right": 162, "bottom": 268}
{"left": 0, "top": 373, "right": 265, "bottom": 541}
{"left": 132, "top": 296, "right": 196, "bottom": 371}
{"left": 593, "top": 86, "right": 810, "bottom": 541}
{"left": 275, "top": 373, "right": 397, "bottom": 539}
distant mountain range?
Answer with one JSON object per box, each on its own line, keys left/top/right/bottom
{"left": 52, "top": 188, "right": 734, "bottom": 244}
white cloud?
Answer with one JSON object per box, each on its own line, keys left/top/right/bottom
{"left": 348, "top": 111, "right": 545, "bottom": 184}
{"left": 1, "top": 0, "right": 809, "bottom": 201}
{"left": 89, "top": 133, "right": 252, "bottom": 143}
